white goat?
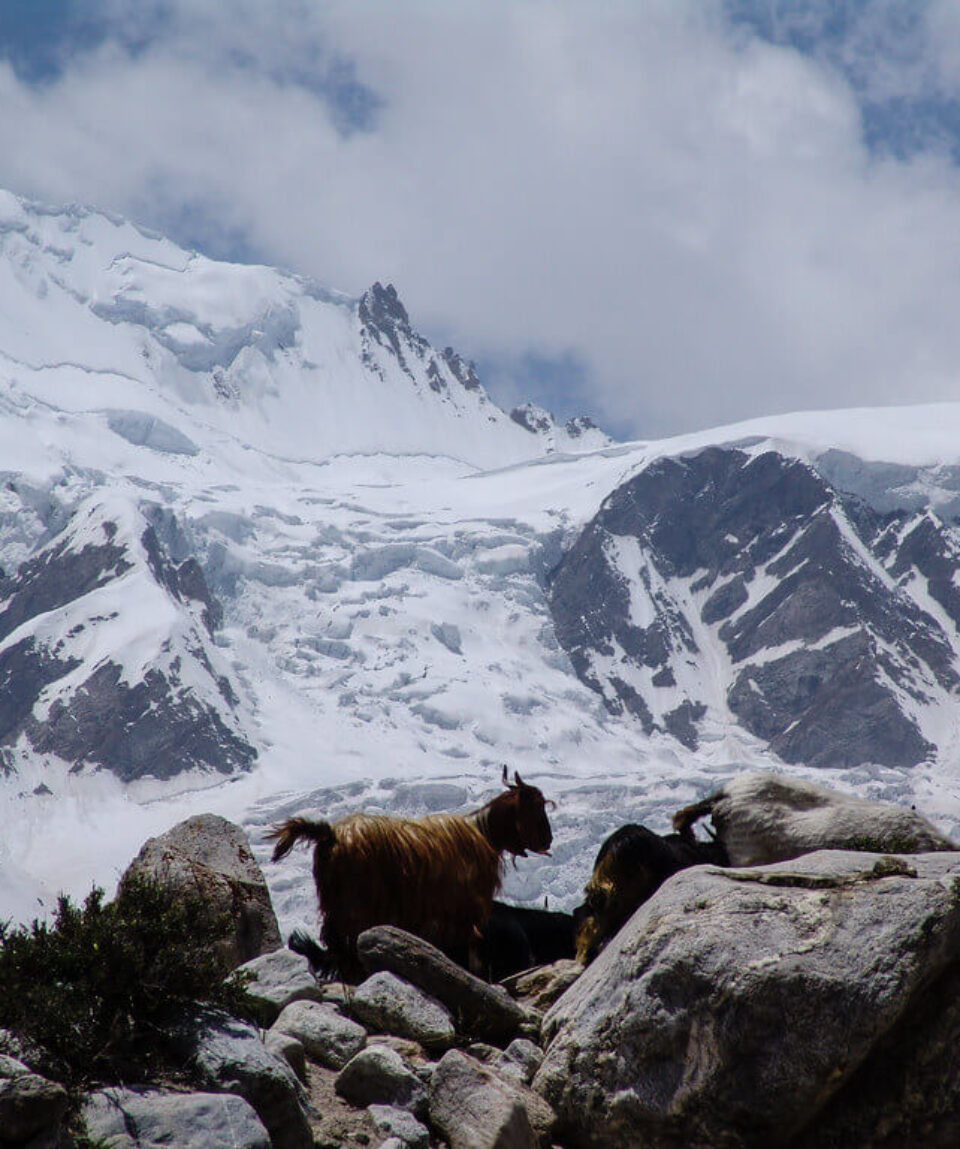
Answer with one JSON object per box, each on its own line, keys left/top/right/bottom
{"left": 673, "top": 772, "right": 956, "bottom": 867}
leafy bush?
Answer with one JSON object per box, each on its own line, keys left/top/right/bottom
{"left": 0, "top": 876, "right": 255, "bottom": 1090}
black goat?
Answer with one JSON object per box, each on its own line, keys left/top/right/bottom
{"left": 289, "top": 898, "right": 575, "bottom": 984}
{"left": 476, "top": 901, "right": 575, "bottom": 982}
{"left": 573, "top": 823, "right": 727, "bottom": 964}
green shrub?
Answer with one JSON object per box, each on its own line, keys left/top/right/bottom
{"left": 0, "top": 876, "right": 255, "bottom": 1090}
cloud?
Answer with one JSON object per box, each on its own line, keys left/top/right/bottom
{"left": 3, "top": 1, "right": 960, "bottom": 437}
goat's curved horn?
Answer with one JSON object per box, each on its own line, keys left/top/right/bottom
{"left": 501, "top": 763, "right": 509, "bottom": 787}
{"left": 514, "top": 771, "right": 524, "bottom": 787}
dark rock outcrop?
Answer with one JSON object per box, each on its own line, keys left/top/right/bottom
{"left": 547, "top": 446, "right": 960, "bottom": 767}
{"left": 0, "top": 497, "right": 255, "bottom": 781}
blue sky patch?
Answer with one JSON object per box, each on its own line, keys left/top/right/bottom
{"left": 725, "top": 0, "right": 960, "bottom": 160}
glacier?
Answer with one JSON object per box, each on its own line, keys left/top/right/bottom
{"left": 2, "top": 188, "right": 960, "bottom": 941}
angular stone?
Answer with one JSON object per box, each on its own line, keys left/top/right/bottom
{"left": 335, "top": 1045, "right": 428, "bottom": 1117}
{"left": 272, "top": 1000, "right": 367, "bottom": 1069}
{"left": 0, "top": 1055, "right": 68, "bottom": 1144}
{"left": 121, "top": 814, "right": 281, "bottom": 970}
{"left": 367, "top": 1103, "right": 430, "bottom": 1149}
{"left": 357, "top": 926, "right": 540, "bottom": 1045}
{"left": 509, "top": 960, "right": 582, "bottom": 1013}
{"left": 351, "top": 971, "right": 455, "bottom": 1052}
{"left": 430, "top": 1050, "right": 555, "bottom": 1149}
{"left": 264, "top": 1030, "right": 307, "bottom": 1082}
{"left": 188, "top": 1011, "right": 312, "bottom": 1149}
{"left": 238, "top": 948, "right": 325, "bottom": 1024}
{"left": 493, "top": 1039, "right": 543, "bottom": 1086}
{"left": 83, "top": 1087, "right": 271, "bottom": 1149}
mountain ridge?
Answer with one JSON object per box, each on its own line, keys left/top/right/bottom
{"left": 3, "top": 186, "right": 960, "bottom": 934}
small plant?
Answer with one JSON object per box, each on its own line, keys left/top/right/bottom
{"left": 0, "top": 876, "right": 255, "bottom": 1090}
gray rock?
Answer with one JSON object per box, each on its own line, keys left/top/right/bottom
{"left": 238, "top": 948, "right": 325, "bottom": 1024}
{"left": 82, "top": 1087, "right": 270, "bottom": 1149}
{"left": 188, "top": 1011, "right": 312, "bottom": 1149}
{"left": 272, "top": 999, "right": 367, "bottom": 1069}
{"left": 367, "top": 1103, "right": 430, "bottom": 1149}
{"left": 263, "top": 1029, "right": 307, "bottom": 1082}
{"left": 121, "top": 813, "right": 281, "bottom": 969}
{"left": 430, "top": 1050, "right": 555, "bottom": 1149}
{"left": 535, "top": 849, "right": 960, "bottom": 1148}
{"left": 0, "top": 503, "right": 255, "bottom": 782}
{"left": 351, "top": 971, "right": 455, "bottom": 1051}
{"left": 0, "top": 1054, "right": 68, "bottom": 1144}
{"left": 493, "top": 1039, "right": 543, "bottom": 1086}
{"left": 358, "top": 926, "right": 540, "bottom": 1045}
{"left": 335, "top": 1045, "right": 428, "bottom": 1117}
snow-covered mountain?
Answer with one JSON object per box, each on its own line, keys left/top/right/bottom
{"left": 548, "top": 444, "right": 960, "bottom": 770}
{"left": 2, "top": 188, "right": 960, "bottom": 935}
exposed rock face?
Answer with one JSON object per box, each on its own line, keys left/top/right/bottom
{"left": 121, "top": 813, "right": 281, "bottom": 969}
{"left": 547, "top": 445, "right": 960, "bottom": 767}
{"left": 0, "top": 496, "right": 255, "bottom": 781}
{"left": 534, "top": 849, "right": 960, "bottom": 1149}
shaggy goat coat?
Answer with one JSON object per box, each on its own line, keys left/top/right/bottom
{"left": 673, "top": 771, "right": 956, "bottom": 867}
{"left": 269, "top": 773, "right": 552, "bottom": 977}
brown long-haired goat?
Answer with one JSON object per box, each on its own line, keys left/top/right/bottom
{"left": 267, "top": 767, "right": 553, "bottom": 979}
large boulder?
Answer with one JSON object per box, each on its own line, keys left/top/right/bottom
{"left": 534, "top": 850, "right": 960, "bottom": 1148}
{"left": 121, "top": 813, "right": 281, "bottom": 969}
{"left": 430, "top": 1049, "right": 556, "bottom": 1149}
{"left": 186, "top": 1011, "right": 313, "bottom": 1149}
{"left": 82, "top": 1087, "right": 271, "bottom": 1149}
{"left": 350, "top": 971, "right": 455, "bottom": 1052}
{"left": 357, "top": 926, "right": 540, "bottom": 1046}
{"left": 236, "top": 949, "right": 325, "bottom": 1024}
{"left": 271, "top": 1000, "right": 367, "bottom": 1070}
{"left": 0, "top": 1054, "right": 69, "bottom": 1145}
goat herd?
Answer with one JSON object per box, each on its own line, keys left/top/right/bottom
{"left": 269, "top": 767, "right": 958, "bottom": 984}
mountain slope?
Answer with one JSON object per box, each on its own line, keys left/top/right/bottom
{"left": 0, "top": 190, "right": 606, "bottom": 472}
{"left": 547, "top": 445, "right": 960, "bottom": 769}
{"left": 0, "top": 493, "right": 254, "bottom": 781}
{"left": 2, "top": 187, "right": 960, "bottom": 933}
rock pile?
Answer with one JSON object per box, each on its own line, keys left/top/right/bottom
{"left": 9, "top": 814, "right": 960, "bottom": 1149}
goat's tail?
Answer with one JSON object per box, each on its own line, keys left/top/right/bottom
{"left": 266, "top": 816, "right": 336, "bottom": 862}
{"left": 672, "top": 793, "right": 722, "bottom": 840}
{"left": 288, "top": 928, "right": 342, "bottom": 981}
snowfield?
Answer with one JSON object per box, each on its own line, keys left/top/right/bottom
{"left": 2, "top": 190, "right": 960, "bottom": 935}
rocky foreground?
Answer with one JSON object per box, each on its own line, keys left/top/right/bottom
{"left": 5, "top": 815, "right": 960, "bottom": 1148}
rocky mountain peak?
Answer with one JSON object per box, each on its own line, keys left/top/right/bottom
{"left": 547, "top": 444, "right": 960, "bottom": 768}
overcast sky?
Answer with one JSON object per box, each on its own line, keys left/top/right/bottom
{"left": 3, "top": 1, "right": 960, "bottom": 439}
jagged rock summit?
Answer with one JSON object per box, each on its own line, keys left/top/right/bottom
{"left": 0, "top": 189, "right": 607, "bottom": 471}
